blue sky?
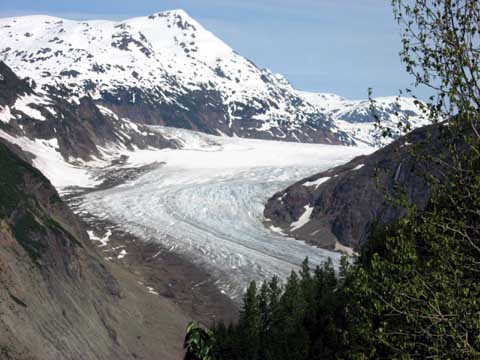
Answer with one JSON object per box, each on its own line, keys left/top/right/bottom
{"left": 0, "top": 0, "right": 428, "bottom": 99}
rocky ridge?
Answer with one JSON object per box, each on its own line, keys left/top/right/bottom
{"left": 264, "top": 124, "right": 446, "bottom": 251}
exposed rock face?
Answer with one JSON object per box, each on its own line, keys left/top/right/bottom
{"left": 0, "top": 61, "right": 177, "bottom": 162}
{"left": 0, "top": 140, "right": 189, "bottom": 359}
{"left": 0, "top": 61, "right": 33, "bottom": 106}
{"left": 264, "top": 125, "right": 446, "bottom": 250}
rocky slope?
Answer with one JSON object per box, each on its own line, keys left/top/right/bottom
{"left": 264, "top": 124, "right": 446, "bottom": 251}
{"left": 0, "top": 60, "right": 176, "bottom": 162}
{"left": 0, "top": 139, "right": 193, "bottom": 359}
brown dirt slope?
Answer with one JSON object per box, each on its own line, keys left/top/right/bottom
{"left": 0, "top": 139, "right": 190, "bottom": 360}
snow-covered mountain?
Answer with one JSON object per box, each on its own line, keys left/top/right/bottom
{"left": 0, "top": 9, "right": 429, "bottom": 152}
{"left": 297, "top": 91, "right": 429, "bottom": 147}
{"left": 0, "top": 10, "right": 351, "bottom": 144}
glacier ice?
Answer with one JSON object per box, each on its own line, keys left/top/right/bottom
{"left": 80, "top": 129, "right": 370, "bottom": 299}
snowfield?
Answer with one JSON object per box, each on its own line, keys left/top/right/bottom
{"left": 78, "top": 128, "right": 371, "bottom": 299}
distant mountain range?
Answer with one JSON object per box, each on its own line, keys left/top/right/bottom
{"left": 297, "top": 91, "right": 429, "bottom": 147}
{"left": 0, "top": 10, "right": 426, "bottom": 149}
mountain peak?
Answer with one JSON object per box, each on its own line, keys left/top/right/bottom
{"left": 155, "top": 9, "right": 191, "bottom": 18}
{"left": 0, "top": 11, "right": 351, "bottom": 145}
{"left": 145, "top": 9, "right": 197, "bottom": 26}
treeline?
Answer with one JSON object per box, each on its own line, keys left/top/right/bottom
{"left": 212, "top": 258, "right": 344, "bottom": 360}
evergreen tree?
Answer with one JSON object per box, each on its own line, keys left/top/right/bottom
{"left": 239, "top": 281, "right": 261, "bottom": 360}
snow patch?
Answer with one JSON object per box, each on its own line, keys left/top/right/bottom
{"left": 87, "top": 229, "right": 111, "bottom": 247}
{"left": 14, "top": 94, "right": 50, "bottom": 121}
{"left": 335, "top": 241, "right": 358, "bottom": 257}
{"left": 0, "top": 106, "right": 12, "bottom": 124}
{"left": 35, "top": 137, "right": 59, "bottom": 150}
{"left": 269, "top": 225, "right": 286, "bottom": 235}
{"left": 146, "top": 286, "right": 159, "bottom": 295}
{"left": 291, "top": 205, "right": 314, "bottom": 231}
{"left": 303, "top": 176, "right": 330, "bottom": 189}
{"left": 0, "top": 130, "right": 98, "bottom": 189}
{"left": 97, "top": 105, "right": 119, "bottom": 120}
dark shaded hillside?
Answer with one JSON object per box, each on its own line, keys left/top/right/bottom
{"left": 0, "top": 61, "right": 33, "bottom": 105}
{"left": 264, "top": 124, "right": 446, "bottom": 250}
{"left": 0, "top": 140, "right": 189, "bottom": 359}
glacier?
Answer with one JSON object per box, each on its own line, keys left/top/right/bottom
{"left": 79, "top": 128, "right": 371, "bottom": 299}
